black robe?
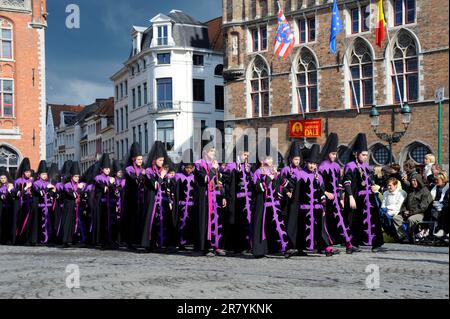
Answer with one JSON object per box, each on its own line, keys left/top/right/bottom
{"left": 193, "top": 160, "right": 225, "bottom": 252}
{"left": 319, "top": 160, "right": 352, "bottom": 245}
{"left": 122, "top": 165, "right": 147, "bottom": 246}
{"left": 173, "top": 172, "right": 197, "bottom": 247}
{"left": 279, "top": 165, "right": 304, "bottom": 251}
{"left": 31, "top": 180, "right": 57, "bottom": 245}
{"left": 252, "top": 168, "right": 288, "bottom": 257}
{"left": 141, "top": 168, "right": 171, "bottom": 249}
{"left": 93, "top": 174, "right": 118, "bottom": 247}
{"left": 297, "top": 169, "right": 333, "bottom": 252}
{"left": 13, "top": 177, "right": 34, "bottom": 245}
{"left": 222, "top": 163, "right": 254, "bottom": 253}
{"left": 60, "top": 182, "right": 89, "bottom": 245}
{"left": 343, "top": 160, "right": 384, "bottom": 248}
{"left": 0, "top": 184, "right": 15, "bottom": 244}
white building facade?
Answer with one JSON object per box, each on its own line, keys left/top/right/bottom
{"left": 111, "top": 10, "right": 225, "bottom": 162}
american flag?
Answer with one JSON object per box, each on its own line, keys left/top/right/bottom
{"left": 274, "top": 9, "right": 295, "bottom": 59}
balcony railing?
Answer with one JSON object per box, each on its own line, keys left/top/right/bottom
{"left": 148, "top": 101, "right": 182, "bottom": 113}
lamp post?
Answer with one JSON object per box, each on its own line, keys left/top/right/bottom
{"left": 369, "top": 102, "right": 412, "bottom": 164}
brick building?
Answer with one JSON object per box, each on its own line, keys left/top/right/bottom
{"left": 222, "top": 0, "right": 449, "bottom": 168}
{"left": 0, "top": 0, "right": 47, "bottom": 176}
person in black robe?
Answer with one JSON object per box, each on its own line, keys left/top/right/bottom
{"left": 13, "top": 158, "right": 34, "bottom": 245}
{"left": 319, "top": 133, "right": 358, "bottom": 254}
{"left": 122, "top": 143, "right": 147, "bottom": 250}
{"left": 142, "top": 141, "right": 172, "bottom": 250}
{"left": 31, "top": 160, "right": 57, "bottom": 245}
{"left": 54, "top": 160, "right": 72, "bottom": 244}
{"left": 222, "top": 144, "right": 254, "bottom": 255}
{"left": 80, "top": 163, "right": 98, "bottom": 247}
{"left": 296, "top": 145, "right": 336, "bottom": 257}
{"left": 47, "top": 163, "right": 61, "bottom": 245}
{"left": 60, "top": 162, "right": 89, "bottom": 248}
{"left": 343, "top": 133, "right": 385, "bottom": 252}
{"left": 194, "top": 146, "right": 227, "bottom": 257}
{"left": 279, "top": 141, "right": 308, "bottom": 258}
{"left": 0, "top": 167, "right": 15, "bottom": 244}
{"left": 112, "top": 160, "right": 125, "bottom": 245}
{"left": 92, "top": 154, "right": 118, "bottom": 249}
{"left": 173, "top": 150, "right": 197, "bottom": 249}
{"left": 252, "top": 141, "right": 288, "bottom": 259}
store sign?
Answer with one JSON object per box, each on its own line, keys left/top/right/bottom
{"left": 289, "top": 119, "right": 322, "bottom": 138}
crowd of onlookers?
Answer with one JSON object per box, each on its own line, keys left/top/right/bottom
{"left": 373, "top": 154, "right": 448, "bottom": 245}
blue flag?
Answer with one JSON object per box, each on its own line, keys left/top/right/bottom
{"left": 329, "top": 0, "right": 343, "bottom": 55}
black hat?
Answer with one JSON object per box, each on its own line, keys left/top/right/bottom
{"left": 146, "top": 141, "right": 171, "bottom": 168}
{"left": 125, "top": 143, "right": 142, "bottom": 167}
{"left": 16, "top": 157, "right": 31, "bottom": 179}
{"left": 0, "top": 166, "right": 11, "bottom": 181}
{"left": 320, "top": 133, "right": 339, "bottom": 162}
{"left": 99, "top": 153, "right": 111, "bottom": 169}
{"left": 61, "top": 160, "right": 73, "bottom": 177}
{"left": 37, "top": 160, "right": 48, "bottom": 175}
{"left": 352, "top": 133, "right": 368, "bottom": 153}
{"left": 48, "top": 163, "right": 60, "bottom": 184}
{"left": 285, "top": 141, "right": 303, "bottom": 164}
{"left": 303, "top": 144, "right": 322, "bottom": 164}
{"left": 112, "top": 160, "right": 124, "bottom": 176}
{"left": 70, "top": 161, "right": 81, "bottom": 176}
{"left": 81, "top": 162, "right": 98, "bottom": 184}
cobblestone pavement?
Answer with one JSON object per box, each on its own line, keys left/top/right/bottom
{"left": 0, "top": 244, "right": 448, "bottom": 299}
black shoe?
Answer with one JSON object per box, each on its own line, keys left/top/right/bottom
{"left": 325, "top": 251, "right": 334, "bottom": 257}
{"left": 371, "top": 246, "right": 388, "bottom": 253}
{"left": 346, "top": 247, "right": 359, "bottom": 254}
{"left": 61, "top": 243, "right": 69, "bottom": 248}
{"left": 205, "top": 249, "right": 216, "bottom": 257}
{"left": 284, "top": 249, "right": 298, "bottom": 259}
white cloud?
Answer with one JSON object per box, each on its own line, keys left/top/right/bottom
{"left": 47, "top": 74, "right": 113, "bottom": 105}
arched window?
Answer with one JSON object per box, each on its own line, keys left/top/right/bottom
{"left": 407, "top": 142, "right": 431, "bottom": 164}
{"left": 349, "top": 39, "right": 373, "bottom": 108}
{"left": 250, "top": 56, "right": 270, "bottom": 117}
{"left": 0, "top": 18, "right": 13, "bottom": 60}
{"left": 214, "top": 64, "right": 224, "bottom": 76}
{"left": 392, "top": 30, "right": 419, "bottom": 103}
{"left": 370, "top": 143, "right": 392, "bottom": 166}
{"left": 296, "top": 48, "right": 318, "bottom": 112}
{"left": 0, "top": 145, "right": 19, "bottom": 176}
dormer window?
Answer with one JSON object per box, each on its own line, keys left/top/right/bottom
{"left": 157, "top": 25, "right": 168, "bottom": 46}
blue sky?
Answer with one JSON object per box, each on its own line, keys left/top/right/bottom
{"left": 46, "top": 0, "right": 222, "bottom": 105}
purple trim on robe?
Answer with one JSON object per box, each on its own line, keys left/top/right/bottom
{"left": 298, "top": 169, "right": 325, "bottom": 251}
{"left": 175, "top": 172, "right": 195, "bottom": 246}
{"left": 319, "top": 160, "right": 352, "bottom": 244}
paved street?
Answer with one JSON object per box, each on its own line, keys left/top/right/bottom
{"left": 0, "top": 244, "right": 448, "bottom": 299}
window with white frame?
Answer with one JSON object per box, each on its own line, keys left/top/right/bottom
{"left": 249, "top": 56, "right": 270, "bottom": 117}
{"left": 295, "top": 49, "right": 318, "bottom": 112}
{"left": 393, "top": 0, "right": 416, "bottom": 26}
{"left": 1, "top": 25, "right": 12, "bottom": 60}
{"left": 348, "top": 39, "right": 373, "bottom": 108}
{"left": 391, "top": 30, "right": 419, "bottom": 103}
{"left": 350, "top": 4, "right": 371, "bottom": 34}
{"left": 297, "top": 16, "right": 316, "bottom": 44}
{"left": 157, "top": 25, "right": 169, "bottom": 46}
{"left": 1, "top": 79, "right": 14, "bottom": 118}
{"left": 249, "top": 26, "right": 267, "bottom": 52}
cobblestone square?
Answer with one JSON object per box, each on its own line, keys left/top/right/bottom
{"left": 0, "top": 244, "right": 448, "bottom": 299}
